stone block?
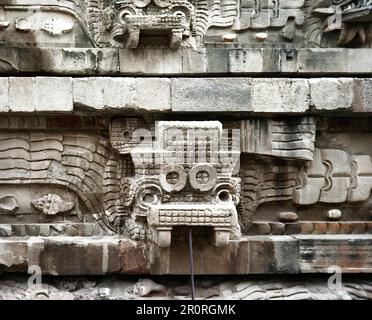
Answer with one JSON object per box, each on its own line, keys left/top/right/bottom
{"left": 0, "top": 78, "right": 9, "bottom": 112}
{"left": 353, "top": 79, "right": 372, "bottom": 112}
{"left": 309, "top": 78, "right": 353, "bottom": 111}
{"left": 135, "top": 78, "right": 171, "bottom": 111}
{"left": 171, "top": 78, "right": 252, "bottom": 112}
{"left": 74, "top": 77, "right": 171, "bottom": 111}
{"left": 0, "top": 224, "right": 12, "bottom": 237}
{"left": 0, "top": 47, "right": 20, "bottom": 73}
{"left": 297, "top": 235, "right": 372, "bottom": 273}
{"left": 8, "top": 77, "right": 73, "bottom": 112}
{"left": 181, "top": 49, "right": 207, "bottom": 73}
{"left": 120, "top": 49, "right": 182, "bottom": 74}
{"left": 206, "top": 48, "right": 228, "bottom": 73}
{"left": 251, "top": 78, "right": 309, "bottom": 113}
{"left": 297, "top": 49, "right": 372, "bottom": 74}
{"left": 0, "top": 239, "right": 27, "bottom": 270}
{"left": 228, "top": 49, "right": 263, "bottom": 73}
{"left": 119, "top": 240, "right": 150, "bottom": 274}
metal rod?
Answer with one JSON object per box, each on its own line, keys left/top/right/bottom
{"left": 188, "top": 228, "right": 195, "bottom": 300}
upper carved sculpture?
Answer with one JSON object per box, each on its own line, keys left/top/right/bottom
{"left": 0, "top": 0, "right": 371, "bottom": 48}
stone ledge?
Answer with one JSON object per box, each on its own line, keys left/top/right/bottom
{"left": 295, "top": 235, "right": 372, "bottom": 273}
{"left": 1, "top": 235, "right": 372, "bottom": 275}
{"left": 0, "top": 77, "right": 371, "bottom": 113}
{"left": 0, "top": 48, "right": 372, "bottom": 76}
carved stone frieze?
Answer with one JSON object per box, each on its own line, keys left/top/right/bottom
{"left": 0, "top": 115, "right": 370, "bottom": 249}
{"left": 1, "top": 0, "right": 371, "bottom": 48}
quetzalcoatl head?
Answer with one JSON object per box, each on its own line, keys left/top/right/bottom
{"left": 109, "top": 119, "right": 242, "bottom": 247}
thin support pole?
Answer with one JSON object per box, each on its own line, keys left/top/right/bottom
{"left": 188, "top": 228, "right": 195, "bottom": 300}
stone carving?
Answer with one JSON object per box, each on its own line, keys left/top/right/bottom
{"left": 239, "top": 158, "right": 301, "bottom": 232}
{"left": 1, "top": 0, "right": 371, "bottom": 48}
{"left": 93, "top": 0, "right": 195, "bottom": 48}
{"left": 0, "top": 8, "right": 9, "bottom": 29}
{"left": 0, "top": 195, "right": 19, "bottom": 214}
{"left": 0, "top": 2, "right": 92, "bottom": 47}
{"left": 109, "top": 119, "right": 241, "bottom": 247}
{"left": 306, "top": 0, "right": 372, "bottom": 47}
{"left": 294, "top": 148, "right": 372, "bottom": 204}
{"left": 41, "top": 18, "right": 74, "bottom": 36}
{"left": 240, "top": 117, "right": 316, "bottom": 161}
{"left": 0, "top": 21, "right": 9, "bottom": 29}
{"left": 0, "top": 121, "right": 115, "bottom": 234}
{"left": 32, "top": 193, "right": 75, "bottom": 215}
{"left": 232, "top": 0, "right": 305, "bottom": 34}
{"left": 15, "top": 18, "right": 32, "bottom": 32}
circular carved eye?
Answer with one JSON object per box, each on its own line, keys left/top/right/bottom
{"left": 196, "top": 170, "right": 210, "bottom": 184}
{"left": 118, "top": 8, "right": 136, "bottom": 23}
{"left": 189, "top": 164, "right": 217, "bottom": 192}
{"left": 173, "top": 10, "right": 186, "bottom": 21}
{"left": 160, "top": 165, "right": 187, "bottom": 192}
{"left": 216, "top": 189, "right": 232, "bottom": 203}
{"left": 166, "top": 171, "right": 180, "bottom": 185}
{"left": 141, "top": 192, "right": 157, "bottom": 205}
{"left": 136, "top": 184, "right": 162, "bottom": 211}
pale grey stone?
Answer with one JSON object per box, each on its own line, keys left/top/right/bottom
{"left": 0, "top": 78, "right": 9, "bottom": 112}
{"left": 251, "top": 78, "right": 309, "bottom": 113}
{"left": 228, "top": 49, "right": 263, "bottom": 73}
{"left": 297, "top": 49, "right": 372, "bottom": 74}
{"left": 34, "top": 77, "right": 73, "bottom": 112}
{"left": 73, "top": 78, "right": 104, "bottom": 110}
{"left": 310, "top": 78, "right": 353, "bottom": 110}
{"left": 135, "top": 78, "right": 171, "bottom": 111}
{"left": 0, "top": 225, "right": 12, "bottom": 237}
{"left": 119, "top": 49, "right": 182, "bottom": 74}
{"left": 8, "top": 77, "right": 73, "bottom": 112}
{"left": 353, "top": 79, "right": 372, "bottom": 112}
{"left": 171, "top": 78, "right": 252, "bottom": 112}
{"left": 73, "top": 78, "right": 171, "bottom": 111}
{"left": 181, "top": 49, "right": 207, "bottom": 74}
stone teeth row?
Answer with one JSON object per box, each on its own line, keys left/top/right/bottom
{"left": 159, "top": 216, "right": 230, "bottom": 223}
{"left": 159, "top": 210, "right": 231, "bottom": 217}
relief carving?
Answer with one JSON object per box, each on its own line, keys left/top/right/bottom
{"left": 1, "top": 0, "right": 370, "bottom": 48}
{"left": 0, "top": 116, "right": 371, "bottom": 244}
{"left": 0, "top": 195, "right": 19, "bottom": 214}
{"left": 109, "top": 120, "right": 241, "bottom": 247}
{"left": 306, "top": 0, "right": 372, "bottom": 47}
{"left": 32, "top": 193, "right": 75, "bottom": 215}
{"left": 88, "top": 0, "right": 195, "bottom": 48}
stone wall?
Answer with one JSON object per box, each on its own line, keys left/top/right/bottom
{"left": 1, "top": 0, "right": 372, "bottom": 277}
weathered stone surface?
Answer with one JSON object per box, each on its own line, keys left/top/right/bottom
{"left": 251, "top": 79, "right": 309, "bottom": 113}
{"left": 228, "top": 49, "right": 264, "bottom": 73}
{"left": 74, "top": 77, "right": 170, "bottom": 111}
{"left": 278, "top": 212, "right": 298, "bottom": 222}
{"left": 0, "top": 0, "right": 372, "bottom": 284}
{"left": 0, "top": 78, "right": 9, "bottom": 112}
{"left": 297, "top": 235, "right": 372, "bottom": 273}
{"left": 171, "top": 78, "right": 252, "bottom": 112}
{"left": 0, "top": 224, "right": 12, "bottom": 237}
{"left": 2, "top": 77, "right": 372, "bottom": 114}
{"left": 119, "top": 49, "right": 182, "bottom": 74}
{"left": 1, "top": 48, "right": 372, "bottom": 75}
{"left": 309, "top": 78, "right": 353, "bottom": 111}
{"left": 353, "top": 79, "right": 372, "bottom": 113}
{"left": 297, "top": 49, "right": 372, "bottom": 74}
{"left": 150, "top": 236, "right": 299, "bottom": 274}
{"left": 0, "top": 239, "right": 27, "bottom": 271}
{"left": 119, "top": 241, "right": 150, "bottom": 274}
{"left": 8, "top": 77, "right": 73, "bottom": 112}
